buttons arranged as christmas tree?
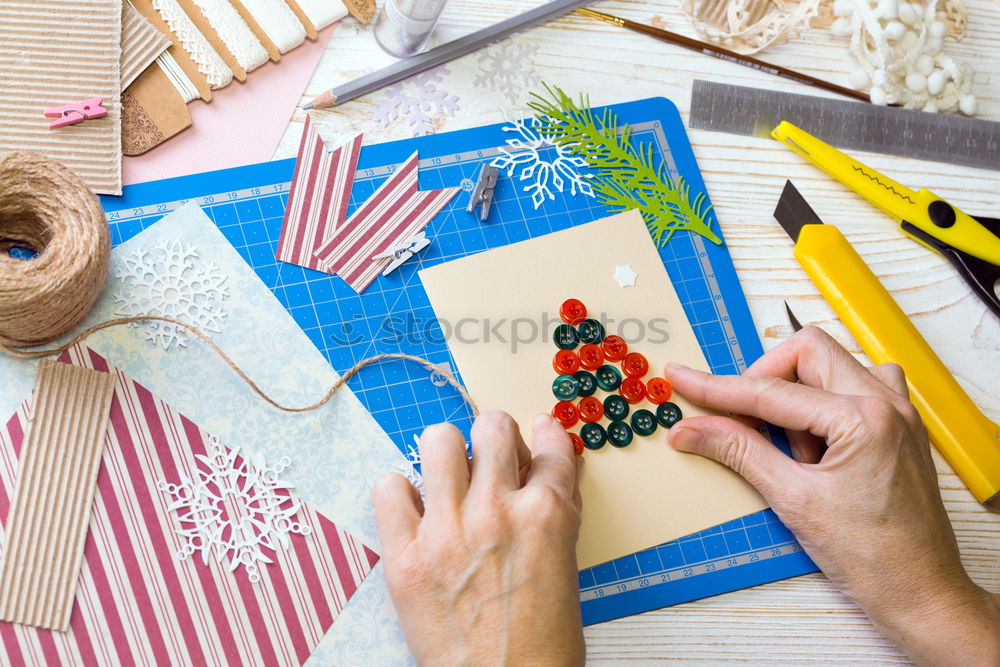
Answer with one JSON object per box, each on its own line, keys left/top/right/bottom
{"left": 551, "top": 298, "right": 684, "bottom": 455}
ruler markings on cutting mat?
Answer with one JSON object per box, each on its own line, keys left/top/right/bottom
{"left": 689, "top": 80, "right": 1000, "bottom": 171}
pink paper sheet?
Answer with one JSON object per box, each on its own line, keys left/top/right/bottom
{"left": 0, "top": 345, "right": 378, "bottom": 666}
{"left": 122, "top": 27, "right": 333, "bottom": 186}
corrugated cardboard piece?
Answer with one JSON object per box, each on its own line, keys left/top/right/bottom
{"left": 0, "top": 0, "right": 123, "bottom": 195}
{"left": 420, "top": 211, "right": 768, "bottom": 569}
{"left": 121, "top": 2, "right": 171, "bottom": 89}
{"left": 0, "top": 360, "right": 115, "bottom": 631}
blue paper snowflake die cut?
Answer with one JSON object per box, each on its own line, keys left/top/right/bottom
{"left": 489, "top": 116, "right": 595, "bottom": 209}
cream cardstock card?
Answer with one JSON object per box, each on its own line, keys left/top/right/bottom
{"left": 420, "top": 211, "right": 767, "bottom": 569}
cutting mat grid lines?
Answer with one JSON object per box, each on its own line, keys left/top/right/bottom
{"left": 102, "top": 98, "right": 817, "bottom": 624}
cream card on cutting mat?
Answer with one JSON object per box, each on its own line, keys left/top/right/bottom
{"left": 420, "top": 211, "right": 767, "bottom": 569}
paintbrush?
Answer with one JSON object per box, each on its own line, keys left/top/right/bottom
{"left": 574, "top": 8, "right": 871, "bottom": 105}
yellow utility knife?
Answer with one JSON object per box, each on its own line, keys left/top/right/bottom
{"left": 774, "top": 181, "right": 1000, "bottom": 503}
{"left": 772, "top": 121, "right": 1000, "bottom": 319}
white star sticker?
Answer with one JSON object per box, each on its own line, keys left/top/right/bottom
{"left": 613, "top": 264, "right": 638, "bottom": 288}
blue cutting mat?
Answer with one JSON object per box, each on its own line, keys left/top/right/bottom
{"left": 101, "top": 97, "right": 817, "bottom": 625}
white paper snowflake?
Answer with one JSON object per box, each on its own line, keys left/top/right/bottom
{"left": 490, "top": 117, "right": 595, "bottom": 209}
{"left": 157, "top": 437, "right": 311, "bottom": 583}
{"left": 397, "top": 431, "right": 473, "bottom": 501}
{"left": 473, "top": 41, "right": 540, "bottom": 103}
{"left": 114, "top": 239, "right": 229, "bottom": 350}
{"left": 372, "top": 68, "right": 459, "bottom": 136}
{"left": 398, "top": 437, "right": 426, "bottom": 499}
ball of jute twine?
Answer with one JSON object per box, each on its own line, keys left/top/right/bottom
{"left": 0, "top": 152, "right": 477, "bottom": 415}
{"left": 0, "top": 151, "right": 109, "bottom": 347}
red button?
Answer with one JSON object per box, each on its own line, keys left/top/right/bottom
{"left": 552, "top": 401, "right": 579, "bottom": 428}
{"left": 646, "top": 377, "right": 672, "bottom": 404}
{"left": 601, "top": 335, "right": 628, "bottom": 361}
{"left": 552, "top": 349, "right": 581, "bottom": 375}
{"left": 578, "top": 343, "right": 604, "bottom": 370}
{"left": 622, "top": 352, "right": 649, "bottom": 377}
{"left": 619, "top": 377, "right": 646, "bottom": 404}
{"left": 578, "top": 396, "right": 604, "bottom": 422}
{"left": 569, "top": 432, "right": 585, "bottom": 455}
{"left": 560, "top": 298, "right": 588, "bottom": 325}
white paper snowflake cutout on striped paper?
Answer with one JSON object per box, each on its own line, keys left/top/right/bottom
{"left": 113, "top": 239, "right": 229, "bottom": 350}
{"left": 157, "top": 437, "right": 311, "bottom": 583}
{"left": 490, "top": 116, "right": 594, "bottom": 209}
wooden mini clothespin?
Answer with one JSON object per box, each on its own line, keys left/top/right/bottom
{"left": 373, "top": 232, "right": 431, "bottom": 276}
{"left": 44, "top": 97, "right": 107, "bottom": 129}
{"left": 466, "top": 163, "right": 499, "bottom": 222}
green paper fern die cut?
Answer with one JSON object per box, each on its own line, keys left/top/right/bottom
{"left": 525, "top": 84, "right": 722, "bottom": 246}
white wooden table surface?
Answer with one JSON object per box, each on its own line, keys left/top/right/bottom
{"left": 277, "top": 0, "right": 1000, "bottom": 661}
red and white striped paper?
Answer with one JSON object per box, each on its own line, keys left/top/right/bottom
{"left": 275, "top": 116, "right": 363, "bottom": 273}
{"left": 313, "top": 151, "right": 459, "bottom": 293}
{"left": 0, "top": 346, "right": 378, "bottom": 666}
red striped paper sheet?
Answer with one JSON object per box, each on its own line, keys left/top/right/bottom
{"left": 275, "top": 116, "right": 363, "bottom": 273}
{"left": 313, "top": 151, "right": 460, "bottom": 293}
{"left": 0, "top": 346, "right": 378, "bottom": 666}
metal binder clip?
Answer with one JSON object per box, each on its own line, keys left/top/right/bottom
{"left": 44, "top": 97, "right": 108, "bottom": 129}
{"left": 372, "top": 232, "right": 431, "bottom": 276}
{"left": 466, "top": 163, "right": 499, "bottom": 222}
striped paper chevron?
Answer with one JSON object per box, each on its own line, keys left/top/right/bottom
{"left": 0, "top": 346, "right": 378, "bottom": 666}
{"left": 275, "top": 116, "right": 363, "bottom": 273}
{"left": 313, "top": 151, "right": 459, "bottom": 293}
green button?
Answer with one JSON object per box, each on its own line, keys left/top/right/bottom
{"left": 631, "top": 409, "right": 657, "bottom": 436}
{"left": 603, "top": 394, "right": 630, "bottom": 421}
{"left": 595, "top": 364, "right": 622, "bottom": 391}
{"left": 552, "top": 374, "right": 580, "bottom": 400}
{"left": 577, "top": 318, "right": 605, "bottom": 344}
{"left": 553, "top": 324, "right": 579, "bottom": 350}
{"left": 608, "top": 421, "right": 634, "bottom": 447}
{"left": 581, "top": 422, "right": 607, "bottom": 450}
{"left": 656, "top": 402, "right": 683, "bottom": 428}
{"left": 574, "top": 370, "right": 597, "bottom": 397}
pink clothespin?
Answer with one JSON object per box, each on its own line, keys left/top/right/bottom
{"left": 44, "top": 97, "right": 107, "bottom": 129}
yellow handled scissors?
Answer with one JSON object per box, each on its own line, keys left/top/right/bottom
{"left": 772, "top": 121, "right": 1000, "bottom": 319}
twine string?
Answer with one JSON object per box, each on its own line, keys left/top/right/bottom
{"left": 0, "top": 151, "right": 478, "bottom": 417}
{"left": 0, "top": 315, "right": 479, "bottom": 415}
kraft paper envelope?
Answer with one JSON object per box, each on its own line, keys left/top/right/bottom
{"left": 420, "top": 211, "right": 767, "bottom": 569}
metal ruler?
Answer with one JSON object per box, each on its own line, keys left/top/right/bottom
{"left": 689, "top": 80, "right": 1000, "bottom": 171}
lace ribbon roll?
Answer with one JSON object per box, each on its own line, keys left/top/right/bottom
{"left": 238, "top": 0, "right": 307, "bottom": 53}
{"left": 0, "top": 152, "right": 109, "bottom": 347}
{"left": 680, "top": 0, "right": 823, "bottom": 54}
{"left": 294, "top": 0, "right": 348, "bottom": 29}
{"left": 153, "top": 0, "right": 234, "bottom": 89}
{"left": 183, "top": 0, "right": 269, "bottom": 77}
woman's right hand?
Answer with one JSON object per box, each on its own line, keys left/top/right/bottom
{"left": 665, "top": 326, "right": 1000, "bottom": 666}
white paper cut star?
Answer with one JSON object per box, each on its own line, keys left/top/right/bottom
{"left": 614, "top": 264, "right": 638, "bottom": 288}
